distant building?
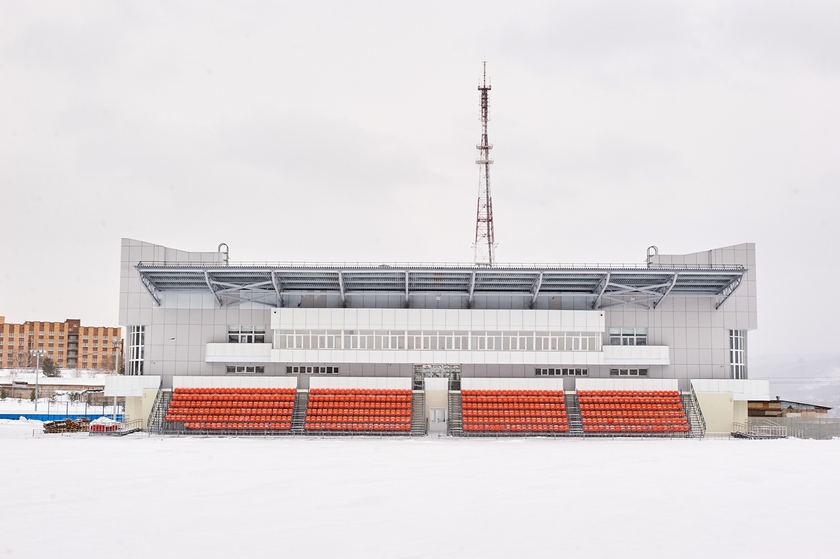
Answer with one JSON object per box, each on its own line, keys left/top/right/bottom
{"left": 0, "top": 316, "right": 122, "bottom": 371}
{"left": 748, "top": 398, "right": 831, "bottom": 418}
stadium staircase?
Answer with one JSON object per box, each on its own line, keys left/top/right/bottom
{"left": 291, "top": 390, "right": 309, "bottom": 435}
{"left": 681, "top": 388, "right": 706, "bottom": 439}
{"left": 147, "top": 389, "right": 172, "bottom": 434}
{"left": 448, "top": 391, "right": 463, "bottom": 436}
{"left": 565, "top": 392, "right": 584, "bottom": 436}
{"left": 411, "top": 390, "right": 426, "bottom": 435}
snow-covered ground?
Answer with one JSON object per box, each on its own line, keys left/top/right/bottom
{"left": 0, "top": 422, "right": 837, "bottom": 559}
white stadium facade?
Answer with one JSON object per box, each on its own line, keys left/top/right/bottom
{"left": 112, "top": 238, "right": 765, "bottom": 438}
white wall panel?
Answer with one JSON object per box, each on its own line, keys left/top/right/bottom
{"left": 690, "top": 379, "right": 770, "bottom": 398}
{"left": 461, "top": 378, "right": 565, "bottom": 390}
{"left": 575, "top": 378, "right": 679, "bottom": 391}
{"left": 603, "top": 345, "right": 670, "bottom": 365}
{"left": 104, "top": 375, "right": 162, "bottom": 397}
{"left": 309, "top": 376, "right": 412, "bottom": 389}
{"left": 205, "top": 343, "right": 272, "bottom": 362}
{"left": 172, "top": 376, "right": 297, "bottom": 389}
{"left": 271, "top": 308, "right": 605, "bottom": 333}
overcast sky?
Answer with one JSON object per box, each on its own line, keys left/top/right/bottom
{"left": 1, "top": 1, "right": 839, "bottom": 380}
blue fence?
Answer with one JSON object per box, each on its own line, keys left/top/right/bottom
{"left": 0, "top": 414, "right": 124, "bottom": 422}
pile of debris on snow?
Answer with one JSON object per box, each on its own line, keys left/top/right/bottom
{"left": 89, "top": 417, "right": 121, "bottom": 433}
{"left": 43, "top": 418, "right": 91, "bottom": 434}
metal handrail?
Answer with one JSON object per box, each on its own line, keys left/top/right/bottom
{"left": 147, "top": 388, "right": 165, "bottom": 434}
{"left": 137, "top": 260, "right": 746, "bottom": 271}
{"left": 689, "top": 384, "right": 706, "bottom": 437}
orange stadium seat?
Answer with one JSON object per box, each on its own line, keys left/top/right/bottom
{"left": 577, "top": 390, "right": 689, "bottom": 436}
{"left": 460, "top": 389, "right": 569, "bottom": 436}
{"left": 165, "top": 388, "right": 296, "bottom": 432}
{"left": 304, "top": 388, "right": 413, "bottom": 434}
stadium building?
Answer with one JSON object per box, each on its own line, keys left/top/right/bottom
{"left": 111, "top": 238, "right": 765, "bottom": 438}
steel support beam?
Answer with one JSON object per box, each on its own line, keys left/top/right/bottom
{"left": 715, "top": 276, "right": 743, "bottom": 309}
{"left": 591, "top": 273, "right": 610, "bottom": 309}
{"left": 204, "top": 271, "right": 224, "bottom": 307}
{"left": 337, "top": 271, "right": 346, "bottom": 307}
{"left": 530, "top": 272, "right": 543, "bottom": 308}
{"left": 468, "top": 271, "right": 477, "bottom": 308}
{"left": 270, "top": 271, "right": 283, "bottom": 307}
{"left": 137, "top": 271, "right": 161, "bottom": 307}
{"left": 653, "top": 273, "right": 679, "bottom": 309}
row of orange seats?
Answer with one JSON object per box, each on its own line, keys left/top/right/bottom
{"left": 589, "top": 417, "right": 688, "bottom": 426}
{"left": 463, "top": 423, "right": 569, "bottom": 433}
{"left": 173, "top": 402, "right": 293, "bottom": 409}
{"left": 582, "top": 404, "right": 681, "bottom": 412}
{"left": 171, "top": 413, "right": 291, "bottom": 421}
{"left": 312, "top": 394, "right": 411, "bottom": 400}
{"left": 463, "top": 418, "right": 568, "bottom": 425}
{"left": 175, "top": 388, "right": 296, "bottom": 395}
{"left": 463, "top": 411, "right": 566, "bottom": 418}
{"left": 171, "top": 394, "right": 295, "bottom": 402}
{"left": 584, "top": 424, "right": 689, "bottom": 434}
{"left": 184, "top": 422, "right": 291, "bottom": 430}
{"left": 585, "top": 410, "right": 685, "bottom": 418}
{"left": 580, "top": 390, "right": 680, "bottom": 397}
{"left": 580, "top": 397, "right": 681, "bottom": 405}
{"left": 167, "top": 410, "right": 290, "bottom": 419}
{"left": 466, "top": 403, "right": 565, "bottom": 409}
{"left": 308, "top": 412, "right": 407, "bottom": 418}
{"left": 462, "top": 398, "right": 565, "bottom": 405}
{"left": 309, "top": 388, "right": 412, "bottom": 396}
{"left": 308, "top": 402, "right": 410, "bottom": 409}
{"left": 465, "top": 390, "right": 566, "bottom": 396}
{"left": 304, "top": 422, "right": 411, "bottom": 431}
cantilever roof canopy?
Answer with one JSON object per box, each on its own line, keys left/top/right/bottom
{"left": 135, "top": 262, "right": 746, "bottom": 311}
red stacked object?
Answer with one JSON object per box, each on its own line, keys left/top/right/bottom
{"left": 164, "top": 388, "right": 296, "bottom": 431}
{"left": 461, "top": 390, "right": 569, "bottom": 434}
{"left": 304, "top": 388, "right": 412, "bottom": 433}
{"left": 578, "top": 390, "right": 690, "bottom": 434}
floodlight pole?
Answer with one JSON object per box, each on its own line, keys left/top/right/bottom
{"left": 30, "top": 349, "right": 45, "bottom": 412}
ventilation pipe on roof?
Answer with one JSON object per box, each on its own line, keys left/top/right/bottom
{"left": 218, "top": 243, "right": 229, "bottom": 266}
{"left": 646, "top": 245, "right": 659, "bottom": 268}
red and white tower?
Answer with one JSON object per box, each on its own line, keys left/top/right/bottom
{"left": 473, "top": 61, "right": 497, "bottom": 267}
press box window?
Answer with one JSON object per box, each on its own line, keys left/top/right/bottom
{"left": 609, "top": 368, "right": 648, "bottom": 377}
{"left": 226, "top": 365, "right": 265, "bottom": 374}
{"left": 609, "top": 328, "right": 647, "bottom": 346}
{"left": 228, "top": 326, "right": 266, "bottom": 344}
{"left": 285, "top": 366, "right": 339, "bottom": 375}
{"left": 535, "top": 368, "right": 588, "bottom": 376}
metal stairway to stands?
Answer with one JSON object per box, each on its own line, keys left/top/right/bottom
{"left": 448, "top": 390, "right": 462, "bottom": 436}
{"left": 146, "top": 389, "right": 172, "bottom": 435}
{"left": 291, "top": 390, "right": 309, "bottom": 435}
{"left": 681, "top": 388, "right": 706, "bottom": 439}
{"left": 565, "top": 392, "right": 584, "bottom": 437}
{"left": 411, "top": 391, "right": 426, "bottom": 436}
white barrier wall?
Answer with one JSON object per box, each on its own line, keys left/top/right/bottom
{"left": 309, "top": 376, "right": 412, "bottom": 390}
{"left": 172, "top": 376, "right": 298, "bottom": 389}
{"left": 424, "top": 378, "right": 449, "bottom": 391}
{"left": 461, "top": 378, "right": 566, "bottom": 390}
{"left": 206, "top": 343, "right": 272, "bottom": 362}
{"left": 690, "top": 379, "right": 770, "bottom": 400}
{"left": 575, "top": 378, "right": 679, "bottom": 391}
{"left": 104, "top": 375, "right": 161, "bottom": 397}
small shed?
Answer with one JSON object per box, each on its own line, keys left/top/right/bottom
{"left": 748, "top": 397, "right": 831, "bottom": 418}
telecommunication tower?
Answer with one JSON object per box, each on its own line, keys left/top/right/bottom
{"left": 473, "top": 61, "right": 497, "bottom": 267}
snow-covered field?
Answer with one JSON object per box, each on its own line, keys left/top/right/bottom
{"left": 1, "top": 421, "right": 837, "bottom": 559}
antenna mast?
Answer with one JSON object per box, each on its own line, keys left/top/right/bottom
{"left": 473, "top": 61, "right": 497, "bottom": 266}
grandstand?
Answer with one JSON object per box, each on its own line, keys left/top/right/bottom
{"left": 116, "top": 239, "right": 759, "bottom": 438}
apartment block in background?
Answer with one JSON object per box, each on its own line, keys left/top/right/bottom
{"left": 0, "top": 316, "right": 122, "bottom": 371}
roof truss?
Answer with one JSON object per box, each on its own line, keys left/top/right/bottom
{"left": 135, "top": 264, "right": 746, "bottom": 310}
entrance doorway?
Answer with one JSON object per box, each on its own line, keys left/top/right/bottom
{"left": 413, "top": 364, "right": 461, "bottom": 390}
